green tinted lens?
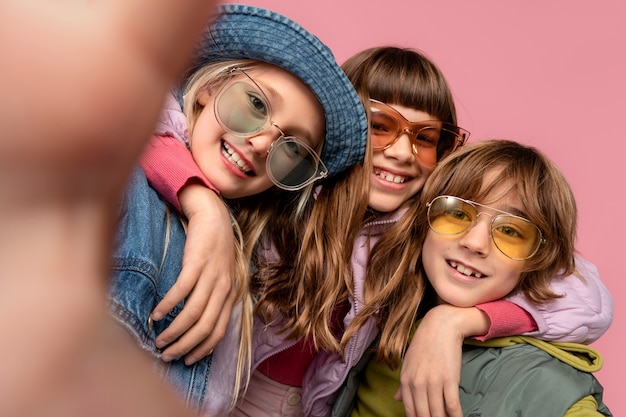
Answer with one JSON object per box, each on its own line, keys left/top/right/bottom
{"left": 266, "top": 137, "right": 326, "bottom": 190}
{"left": 215, "top": 81, "right": 269, "bottom": 135}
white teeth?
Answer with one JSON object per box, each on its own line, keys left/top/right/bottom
{"left": 375, "top": 169, "right": 407, "bottom": 184}
{"left": 449, "top": 261, "right": 482, "bottom": 278}
{"left": 222, "top": 142, "right": 252, "bottom": 173}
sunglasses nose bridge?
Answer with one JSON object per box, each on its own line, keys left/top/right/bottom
{"left": 458, "top": 212, "right": 493, "bottom": 256}
{"left": 475, "top": 211, "right": 498, "bottom": 236}
{"left": 264, "top": 123, "right": 286, "bottom": 155}
{"left": 385, "top": 128, "right": 417, "bottom": 160}
{"left": 389, "top": 127, "right": 417, "bottom": 149}
{"left": 398, "top": 128, "right": 421, "bottom": 155}
{"left": 247, "top": 126, "right": 281, "bottom": 158}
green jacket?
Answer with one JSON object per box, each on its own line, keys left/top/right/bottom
{"left": 335, "top": 335, "right": 611, "bottom": 417}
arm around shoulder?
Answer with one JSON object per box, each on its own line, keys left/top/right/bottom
{"left": 140, "top": 134, "right": 217, "bottom": 211}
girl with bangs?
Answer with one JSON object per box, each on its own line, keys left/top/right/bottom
{"left": 141, "top": 46, "right": 612, "bottom": 416}
{"left": 342, "top": 140, "right": 612, "bottom": 416}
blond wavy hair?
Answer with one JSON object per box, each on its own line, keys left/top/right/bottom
{"left": 181, "top": 59, "right": 329, "bottom": 402}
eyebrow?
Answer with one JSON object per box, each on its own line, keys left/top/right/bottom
{"left": 259, "top": 83, "right": 282, "bottom": 106}
{"left": 489, "top": 203, "right": 529, "bottom": 219}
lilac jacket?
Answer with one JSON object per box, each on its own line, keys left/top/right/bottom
{"left": 252, "top": 209, "right": 613, "bottom": 417}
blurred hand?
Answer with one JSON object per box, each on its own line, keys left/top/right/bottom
{"left": 0, "top": 1, "right": 218, "bottom": 416}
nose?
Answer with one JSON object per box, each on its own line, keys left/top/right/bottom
{"left": 458, "top": 214, "right": 492, "bottom": 257}
{"left": 246, "top": 127, "right": 281, "bottom": 158}
{"left": 382, "top": 131, "right": 415, "bottom": 163}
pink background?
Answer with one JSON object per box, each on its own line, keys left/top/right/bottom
{"left": 232, "top": 0, "right": 625, "bottom": 413}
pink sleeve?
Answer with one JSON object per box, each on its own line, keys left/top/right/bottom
{"left": 473, "top": 300, "right": 538, "bottom": 341}
{"left": 140, "top": 134, "right": 218, "bottom": 212}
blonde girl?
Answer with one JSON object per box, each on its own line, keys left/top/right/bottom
{"left": 108, "top": 5, "right": 367, "bottom": 416}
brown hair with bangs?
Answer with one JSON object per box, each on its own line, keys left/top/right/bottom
{"left": 341, "top": 46, "right": 458, "bottom": 126}
{"left": 253, "top": 46, "right": 460, "bottom": 361}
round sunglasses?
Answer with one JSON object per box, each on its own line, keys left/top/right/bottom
{"left": 214, "top": 68, "right": 328, "bottom": 191}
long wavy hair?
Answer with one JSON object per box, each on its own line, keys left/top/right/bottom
{"left": 344, "top": 47, "right": 461, "bottom": 364}
{"left": 252, "top": 46, "right": 459, "bottom": 358}
{"left": 182, "top": 59, "right": 323, "bottom": 405}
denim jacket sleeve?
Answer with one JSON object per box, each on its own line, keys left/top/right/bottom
{"left": 506, "top": 256, "right": 613, "bottom": 344}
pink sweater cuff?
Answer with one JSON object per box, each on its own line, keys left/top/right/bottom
{"left": 474, "top": 300, "right": 538, "bottom": 341}
{"left": 140, "top": 135, "right": 217, "bottom": 212}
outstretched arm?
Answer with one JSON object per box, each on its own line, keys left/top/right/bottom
{"left": 0, "top": 0, "right": 217, "bottom": 415}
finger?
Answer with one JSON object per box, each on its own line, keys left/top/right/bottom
{"left": 155, "top": 289, "right": 210, "bottom": 349}
{"left": 161, "top": 288, "right": 235, "bottom": 361}
{"left": 427, "top": 388, "right": 447, "bottom": 417}
{"left": 105, "top": 0, "right": 219, "bottom": 77}
{"left": 414, "top": 377, "right": 437, "bottom": 417}
{"left": 157, "top": 274, "right": 232, "bottom": 350}
{"left": 183, "top": 304, "right": 233, "bottom": 365}
{"left": 400, "top": 381, "right": 419, "bottom": 417}
{"left": 151, "top": 267, "right": 200, "bottom": 321}
{"left": 443, "top": 382, "right": 463, "bottom": 417}
{"left": 394, "top": 387, "right": 402, "bottom": 402}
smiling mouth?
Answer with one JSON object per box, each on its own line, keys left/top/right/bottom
{"left": 222, "top": 141, "right": 254, "bottom": 175}
{"left": 448, "top": 260, "right": 483, "bottom": 278}
{"left": 374, "top": 167, "right": 409, "bottom": 184}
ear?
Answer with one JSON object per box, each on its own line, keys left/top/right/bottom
{"left": 197, "top": 89, "right": 211, "bottom": 106}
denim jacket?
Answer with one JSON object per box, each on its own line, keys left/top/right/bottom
{"left": 108, "top": 167, "right": 242, "bottom": 417}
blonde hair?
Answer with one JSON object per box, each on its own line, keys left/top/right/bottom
{"left": 177, "top": 59, "right": 269, "bottom": 406}
{"left": 370, "top": 139, "right": 579, "bottom": 366}
{"left": 181, "top": 59, "right": 323, "bottom": 382}
{"left": 182, "top": 59, "right": 259, "bottom": 142}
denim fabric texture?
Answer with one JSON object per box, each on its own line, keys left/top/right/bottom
{"left": 109, "top": 167, "right": 213, "bottom": 413}
{"left": 177, "top": 3, "right": 368, "bottom": 177}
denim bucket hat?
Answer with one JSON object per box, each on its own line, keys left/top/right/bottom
{"left": 182, "top": 3, "right": 367, "bottom": 177}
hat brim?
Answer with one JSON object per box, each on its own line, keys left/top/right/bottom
{"left": 185, "top": 4, "right": 367, "bottom": 177}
